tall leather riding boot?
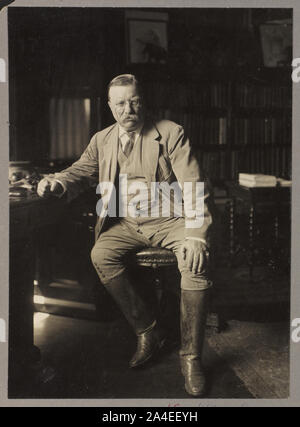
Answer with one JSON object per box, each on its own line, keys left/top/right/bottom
{"left": 104, "top": 273, "right": 165, "bottom": 368}
{"left": 180, "top": 288, "right": 210, "bottom": 397}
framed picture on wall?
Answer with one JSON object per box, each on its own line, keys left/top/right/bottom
{"left": 125, "top": 10, "right": 168, "bottom": 64}
{"left": 259, "top": 20, "right": 292, "bottom": 67}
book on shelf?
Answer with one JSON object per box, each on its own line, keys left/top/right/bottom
{"left": 239, "top": 180, "right": 277, "bottom": 188}
{"left": 277, "top": 178, "right": 292, "bottom": 187}
{"left": 238, "top": 173, "right": 277, "bottom": 187}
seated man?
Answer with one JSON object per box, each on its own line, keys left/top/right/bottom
{"left": 37, "top": 74, "right": 214, "bottom": 397}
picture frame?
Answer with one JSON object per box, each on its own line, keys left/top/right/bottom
{"left": 125, "top": 11, "right": 168, "bottom": 64}
{"left": 259, "top": 21, "right": 292, "bottom": 67}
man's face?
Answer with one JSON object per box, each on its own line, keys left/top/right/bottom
{"left": 108, "top": 84, "right": 144, "bottom": 131}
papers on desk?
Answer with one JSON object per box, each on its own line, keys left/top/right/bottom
{"left": 238, "top": 173, "right": 292, "bottom": 188}
{"left": 9, "top": 186, "right": 29, "bottom": 197}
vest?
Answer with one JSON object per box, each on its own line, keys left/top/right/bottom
{"left": 116, "top": 135, "right": 183, "bottom": 236}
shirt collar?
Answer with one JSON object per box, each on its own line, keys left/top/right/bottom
{"left": 118, "top": 123, "right": 144, "bottom": 141}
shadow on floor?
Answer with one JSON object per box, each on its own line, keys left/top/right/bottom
{"left": 9, "top": 312, "right": 254, "bottom": 400}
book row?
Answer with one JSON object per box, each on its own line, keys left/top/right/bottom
{"left": 144, "top": 81, "right": 229, "bottom": 108}
{"left": 153, "top": 109, "right": 227, "bottom": 145}
{"left": 237, "top": 145, "right": 291, "bottom": 180}
{"left": 152, "top": 109, "right": 292, "bottom": 147}
{"left": 144, "top": 81, "right": 291, "bottom": 109}
{"left": 234, "top": 83, "right": 292, "bottom": 109}
{"left": 233, "top": 117, "right": 291, "bottom": 145}
{"left": 198, "top": 145, "right": 291, "bottom": 182}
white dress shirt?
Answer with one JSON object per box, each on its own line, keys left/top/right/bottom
{"left": 118, "top": 124, "right": 143, "bottom": 151}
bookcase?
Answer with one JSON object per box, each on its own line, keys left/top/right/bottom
{"left": 9, "top": 6, "right": 292, "bottom": 188}
{"left": 136, "top": 66, "right": 292, "bottom": 187}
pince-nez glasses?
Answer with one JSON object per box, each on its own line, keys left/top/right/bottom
{"left": 115, "top": 99, "right": 141, "bottom": 110}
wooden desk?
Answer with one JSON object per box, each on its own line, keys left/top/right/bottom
{"left": 226, "top": 182, "right": 291, "bottom": 280}
{"left": 9, "top": 193, "right": 67, "bottom": 395}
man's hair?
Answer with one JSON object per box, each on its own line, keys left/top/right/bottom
{"left": 107, "top": 74, "right": 143, "bottom": 100}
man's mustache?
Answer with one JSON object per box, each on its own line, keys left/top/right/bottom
{"left": 123, "top": 115, "right": 138, "bottom": 120}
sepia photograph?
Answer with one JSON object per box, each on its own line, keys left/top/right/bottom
{"left": 1, "top": 1, "right": 297, "bottom": 405}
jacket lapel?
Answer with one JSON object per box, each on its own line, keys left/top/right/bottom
{"left": 142, "top": 120, "right": 161, "bottom": 183}
{"left": 101, "top": 123, "right": 119, "bottom": 184}
{"left": 95, "top": 124, "right": 119, "bottom": 241}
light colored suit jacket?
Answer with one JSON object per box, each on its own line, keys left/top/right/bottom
{"left": 53, "top": 118, "right": 213, "bottom": 243}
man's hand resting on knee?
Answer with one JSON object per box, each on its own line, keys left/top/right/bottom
{"left": 180, "top": 239, "right": 209, "bottom": 274}
{"left": 37, "top": 177, "right": 64, "bottom": 198}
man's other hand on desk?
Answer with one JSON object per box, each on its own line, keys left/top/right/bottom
{"left": 37, "top": 177, "right": 64, "bottom": 198}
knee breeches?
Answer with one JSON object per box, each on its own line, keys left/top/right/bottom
{"left": 91, "top": 218, "right": 213, "bottom": 291}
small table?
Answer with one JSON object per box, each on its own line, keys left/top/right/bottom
{"left": 226, "top": 182, "right": 291, "bottom": 280}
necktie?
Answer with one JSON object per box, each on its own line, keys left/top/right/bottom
{"left": 123, "top": 132, "right": 135, "bottom": 157}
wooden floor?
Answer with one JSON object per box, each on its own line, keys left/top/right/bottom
{"left": 9, "top": 259, "right": 289, "bottom": 400}
{"left": 206, "top": 320, "right": 289, "bottom": 398}
{"left": 28, "top": 313, "right": 251, "bottom": 399}
{"left": 209, "top": 265, "right": 290, "bottom": 399}
{"left": 18, "top": 305, "right": 289, "bottom": 400}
